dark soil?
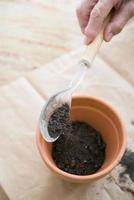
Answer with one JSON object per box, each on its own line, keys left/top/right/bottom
{"left": 119, "top": 150, "right": 134, "bottom": 182}
{"left": 48, "top": 103, "right": 71, "bottom": 138}
{"left": 52, "top": 120, "right": 106, "bottom": 175}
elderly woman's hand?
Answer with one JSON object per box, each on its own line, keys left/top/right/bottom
{"left": 76, "top": 0, "right": 134, "bottom": 44}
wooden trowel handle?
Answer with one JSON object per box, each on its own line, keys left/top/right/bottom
{"left": 82, "top": 17, "right": 110, "bottom": 65}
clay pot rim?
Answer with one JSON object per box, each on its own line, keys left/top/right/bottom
{"left": 36, "top": 95, "right": 126, "bottom": 181}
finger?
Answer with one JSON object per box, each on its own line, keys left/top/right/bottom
{"left": 104, "top": 0, "right": 134, "bottom": 42}
{"left": 84, "top": 0, "right": 115, "bottom": 44}
{"left": 76, "top": 0, "right": 98, "bottom": 33}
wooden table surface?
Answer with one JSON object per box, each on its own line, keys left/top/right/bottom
{"left": 0, "top": 0, "right": 134, "bottom": 87}
{"left": 0, "top": 0, "right": 81, "bottom": 86}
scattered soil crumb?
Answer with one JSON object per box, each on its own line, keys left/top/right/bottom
{"left": 120, "top": 187, "right": 134, "bottom": 198}
{"left": 131, "top": 121, "right": 134, "bottom": 125}
{"left": 120, "top": 150, "right": 134, "bottom": 182}
{"left": 106, "top": 175, "right": 113, "bottom": 183}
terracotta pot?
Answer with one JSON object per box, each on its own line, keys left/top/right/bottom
{"left": 36, "top": 96, "right": 126, "bottom": 183}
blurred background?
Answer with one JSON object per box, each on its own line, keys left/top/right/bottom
{"left": 0, "top": 0, "right": 81, "bottom": 86}
{"left": 0, "top": 0, "right": 134, "bottom": 86}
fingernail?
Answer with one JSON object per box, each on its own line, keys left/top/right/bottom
{"left": 84, "top": 37, "right": 92, "bottom": 45}
{"left": 106, "top": 32, "right": 113, "bottom": 42}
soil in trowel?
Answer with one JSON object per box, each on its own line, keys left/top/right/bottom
{"left": 48, "top": 103, "right": 71, "bottom": 138}
{"left": 48, "top": 104, "right": 106, "bottom": 175}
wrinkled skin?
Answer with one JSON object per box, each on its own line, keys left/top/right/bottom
{"left": 76, "top": 0, "right": 134, "bottom": 44}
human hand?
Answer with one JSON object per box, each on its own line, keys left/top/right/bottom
{"left": 76, "top": 0, "right": 134, "bottom": 44}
